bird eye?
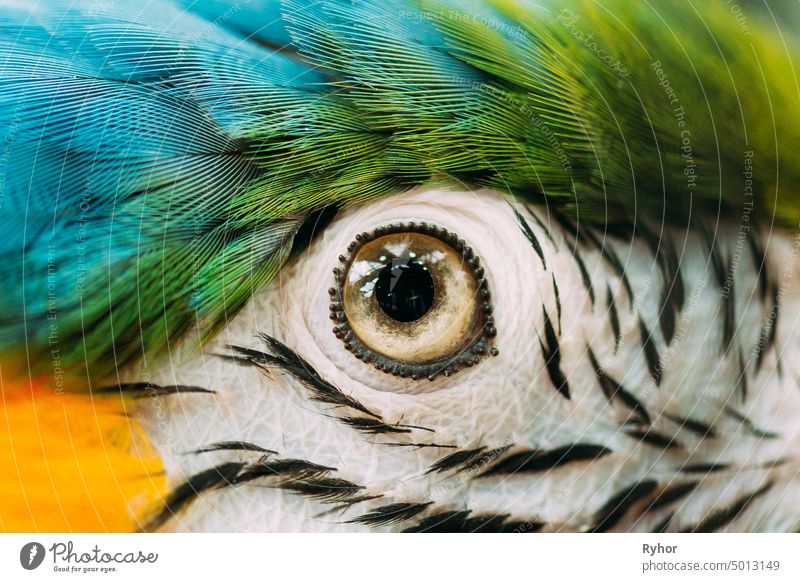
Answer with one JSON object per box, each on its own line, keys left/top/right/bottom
{"left": 329, "top": 222, "right": 498, "bottom": 380}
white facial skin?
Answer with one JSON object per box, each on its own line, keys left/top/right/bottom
{"left": 134, "top": 187, "right": 800, "bottom": 532}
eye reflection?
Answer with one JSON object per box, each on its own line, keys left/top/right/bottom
{"left": 329, "top": 223, "right": 498, "bottom": 381}
{"left": 374, "top": 254, "right": 435, "bottom": 322}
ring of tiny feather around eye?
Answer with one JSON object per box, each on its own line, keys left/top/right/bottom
{"left": 329, "top": 222, "right": 498, "bottom": 381}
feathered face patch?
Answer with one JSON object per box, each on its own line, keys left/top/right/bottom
{"left": 134, "top": 188, "right": 800, "bottom": 532}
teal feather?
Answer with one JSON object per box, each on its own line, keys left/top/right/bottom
{"left": 176, "top": 0, "right": 292, "bottom": 47}
{"left": 0, "top": 0, "right": 323, "bottom": 374}
{"left": 0, "top": 0, "right": 797, "bottom": 378}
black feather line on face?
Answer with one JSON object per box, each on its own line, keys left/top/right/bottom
{"left": 347, "top": 502, "right": 433, "bottom": 526}
{"left": 638, "top": 318, "right": 663, "bottom": 386}
{"left": 315, "top": 495, "right": 385, "bottom": 518}
{"left": 723, "top": 406, "right": 780, "bottom": 440}
{"left": 699, "top": 224, "right": 736, "bottom": 354}
{"left": 551, "top": 209, "right": 582, "bottom": 242}
{"left": 226, "top": 334, "right": 382, "bottom": 419}
{"left": 223, "top": 335, "right": 436, "bottom": 436}
{"left": 526, "top": 205, "right": 557, "bottom": 245}
{"left": 188, "top": 441, "right": 277, "bottom": 455}
{"left": 289, "top": 205, "right": 339, "bottom": 259}
{"left": 513, "top": 206, "right": 547, "bottom": 270}
{"left": 682, "top": 481, "right": 774, "bottom": 533}
{"left": 426, "top": 446, "right": 488, "bottom": 474}
{"left": 458, "top": 445, "right": 513, "bottom": 475}
{"left": 679, "top": 463, "right": 730, "bottom": 474}
{"left": 402, "top": 509, "right": 545, "bottom": 533}
{"left": 580, "top": 227, "right": 634, "bottom": 305}
{"left": 722, "top": 266, "right": 737, "bottom": 355}
{"left": 658, "top": 276, "right": 677, "bottom": 346}
{"left": 574, "top": 252, "right": 596, "bottom": 306}
{"left": 588, "top": 480, "right": 659, "bottom": 533}
{"left": 551, "top": 212, "right": 595, "bottom": 306}
{"left": 339, "top": 416, "right": 411, "bottom": 434}
{"left": 539, "top": 307, "right": 570, "bottom": 399}
{"left": 625, "top": 428, "right": 682, "bottom": 450}
{"left": 586, "top": 346, "right": 651, "bottom": 426}
{"left": 554, "top": 212, "right": 636, "bottom": 306}
{"left": 402, "top": 510, "right": 472, "bottom": 533}
{"left": 379, "top": 442, "right": 457, "bottom": 450}
{"left": 606, "top": 285, "right": 621, "bottom": 354}
{"left": 147, "top": 451, "right": 380, "bottom": 530}
{"left": 220, "top": 345, "right": 277, "bottom": 365}
{"left": 489, "top": 519, "right": 545, "bottom": 533}
{"left": 736, "top": 347, "right": 750, "bottom": 402}
{"left": 277, "top": 477, "right": 364, "bottom": 503}
{"left": 552, "top": 274, "right": 562, "bottom": 336}
{"left": 628, "top": 220, "right": 660, "bottom": 259}
{"left": 632, "top": 220, "right": 682, "bottom": 339}
{"left": 97, "top": 383, "right": 215, "bottom": 397}
{"left": 661, "top": 412, "right": 716, "bottom": 439}
{"left": 233, "top": 458, "right": 336, "bottom": 484}
{"left": 142, "top": 462, "right": 244, "bottom": 532}
{"left": 641, "top": 224, "right": 685, "bottom": 347}
{"left": 461, "top": 514, "right": 512, "bottom": 533}
{"left": 645, "top": 481, "right": 699, "bottom": 513}
{"left": 756, "top": 284, "right": 781, "bottom": 374}
{"left": 746, "top": 227, "right": 770, "bottom": 304}
{"left": 477, "top": 444, "right": 612, "bottom": 478}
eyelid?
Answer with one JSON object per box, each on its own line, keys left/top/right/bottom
{"left": 294, "top": 188, "right": 537, "bottom": 396}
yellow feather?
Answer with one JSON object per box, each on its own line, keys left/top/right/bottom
{"left": 0, "top": 380, "right": 166, "bottom": 532}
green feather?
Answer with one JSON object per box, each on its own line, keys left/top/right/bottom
{"left": 0, "top": 0, "right": 796, "bottom": 378}
{"left": 282, "top": 0, "right": 799, "bottom": 223}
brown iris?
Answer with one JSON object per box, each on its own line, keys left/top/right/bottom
{"left": 329, "top": 222, "right": 498, "bottom": 380}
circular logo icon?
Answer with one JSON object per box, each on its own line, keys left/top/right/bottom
{"left": 20, "top": 542, "right": 46, "bottom": 570}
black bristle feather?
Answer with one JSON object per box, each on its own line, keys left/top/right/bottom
{"left": 478, "top": 444, "right": 611, "bottom": 477}
{"left": 347, "top": 502, "right": 433, "bottom": 526}
{"left": 142, "top": 462, "right": 244, "bottom": 532}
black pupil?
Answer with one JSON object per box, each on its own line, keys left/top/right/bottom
{"left": 375, "top": 255, "right": 435, "bottom": 322}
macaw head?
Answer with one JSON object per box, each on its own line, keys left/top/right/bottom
{"left": 0, "top": 0, "right": 799, "bottom": 532}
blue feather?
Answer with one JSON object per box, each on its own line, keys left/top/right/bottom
{"left": 176, "top": 0, "right": 292, "bottom": 46}
{"left": 0, "top": 0, "right": 322, "bottom": 373}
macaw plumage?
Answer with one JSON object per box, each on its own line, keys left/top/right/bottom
{"left": 0, "top": 0, "right": 798, "bottom": 532}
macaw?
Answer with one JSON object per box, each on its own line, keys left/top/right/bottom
{"left": 0, "top": 0, "right": 799, "bottom": 532}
